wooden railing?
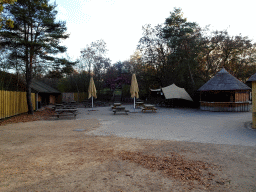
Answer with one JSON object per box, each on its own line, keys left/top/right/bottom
{"left": 0, "top": 90, "right": 36, "bottom": 119}
{"left": 200, "top": 101, "right": 250, "bottom": 112}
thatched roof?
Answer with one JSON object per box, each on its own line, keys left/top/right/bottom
{"left": 247, "top": 73, "right": 256, "bottom": 82}
{"left": 198, "top": 68, "right": 251, "bottom": 91}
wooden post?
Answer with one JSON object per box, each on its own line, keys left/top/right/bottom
{"left": 252, "top": 82, "right": 256, "bottom": 129}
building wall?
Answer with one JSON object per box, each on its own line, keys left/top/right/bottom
{"left": 38, "top": 95, "right": 42, "bottom": 102}
{"left": 49, "top": 95, "right": 56, "bottom": 104}
{"left": 38, "top": 93, "right": 60, "bottom": 105}
{"left": 235, "top": 91, "right": 249, "bottom": 102}
{"left": 252, "top": 82, "right": 256, "bottom": 128}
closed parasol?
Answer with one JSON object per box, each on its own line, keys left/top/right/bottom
{"left": 88, "top": 76, "right": 97, "bottom": 110}
{"left": 130, "top": 73, "right": 139, "bottom": 111}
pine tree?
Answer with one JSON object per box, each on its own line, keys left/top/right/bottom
{"left": 0, "top": 0, "right": 17, "bottom": 28}
{"left": 0, "top": 0, "right": 70, "bottom": 114}
{"left": 163, "top": 8, "right": 201, "bottom": 93}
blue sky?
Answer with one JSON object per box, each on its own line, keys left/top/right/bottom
{"left": 50, "top": 0, "right": 256, "bottom": 63}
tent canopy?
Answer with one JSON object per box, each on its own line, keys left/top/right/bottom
{"left": 150, "top": 88, "right": 162, "bottom": 92}
{"left": 161, "top": 84, "right": 193, "bottom": 101}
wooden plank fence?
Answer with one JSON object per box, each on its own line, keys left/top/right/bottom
{"left": 0, "top": 90, "right": 36, "bottom": 119}
{"left": 74, "top": 92, "right": 87, "bottom": 102}
{"left": 63, "top": 91, "right": 113, "bottom": 103}
{"left": 62, "top": 92, "right": 88, "bottom": 103}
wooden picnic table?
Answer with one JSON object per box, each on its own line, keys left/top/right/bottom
{"left": 54, "top": 104, "right": 76, "bottom": 110}
{"left": 113, "top": 106, "right": 129, "bottom": 115}
{"left": 55, "top": 108, "right": 77, "bottom": 113}
{"left": 53, "top": 104, "right": 63, "bottom": 110}
{"left": 62, "top": 105, "right": 77, "bottom": 108}
{"left": 112, "top": 103, "right": 122, "bottom": 109}
{"left": 55, "top": 108, "right": 78, "bottom": 118}
{"left": 141, "top": 104, "right": 157, "bottom": 113}
{"left": 136, "top": 102, "right": 144, "bottom": 108}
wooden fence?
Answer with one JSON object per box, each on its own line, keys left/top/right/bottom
{"left": 74, "top": 92, "right": 87, "bottom": 102}
{"left": 62, "top": 91, "right": 113, "bottom": 103}
{"left": 0, "top": 90, "right": 36, "bottom": 119}
{"left": 62, "top": 92, "right": 88, "bottom": 103}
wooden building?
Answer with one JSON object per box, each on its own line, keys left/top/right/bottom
{"left": 31, "top": 80, "right": 61, "bottom": 108}
{"left": 198, "top": 68, "right": 251, "bottom": 112}
{"left": 247, "top": 73, "right": 256, "bottom": 128}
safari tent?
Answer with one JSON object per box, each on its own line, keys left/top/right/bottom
{"left": 150, "top": 84, "right": 193, "bottom": 107}
{"left": 162, "top": 84, "right": 193, "bottom": 101}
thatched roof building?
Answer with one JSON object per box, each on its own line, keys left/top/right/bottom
{"left": 247, "top": 73, "right": 256, "bottom": 82}
{"left": 198, "top": 68, "right": 250, "bottom": 112}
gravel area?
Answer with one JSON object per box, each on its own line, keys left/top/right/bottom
{"left": 1, "top": 106, "right": 255, "bottom": 191}
{"left": 77, "top": 105, "right": 256, "bottom": 146}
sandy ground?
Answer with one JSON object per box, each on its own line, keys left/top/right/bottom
{"left": 0, "top": 113, "right": 255, "bottom": 191}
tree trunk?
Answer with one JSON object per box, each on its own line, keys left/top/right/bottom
{"left": 187, "top": 61, "right": 195, "bottom": 87}
{"left": 26, "top": 23, "right": 34, "bottom": 115}
{"left": 26, "top": 59, "right": 34, "bottom": 114}
{"left": 26, "top": 80, "right": 34, "bottom": 115}
{"left": 25, "top": 32, "right": 34, "bottom": 114}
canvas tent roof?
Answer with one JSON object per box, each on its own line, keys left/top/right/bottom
{"left": 150, "top": 88, "right": 162, "bottom": 92}
{"left": 247, "top": 73, "right": 256, "bottom": 82}
{"left": 198, "top": 68, "right": 251, "bottom": 91}
{"left": 31, "top": 80, "right": 60, "bottom": 94}
{"left": 162, "top": 84, "right": 193, "bottom": 101}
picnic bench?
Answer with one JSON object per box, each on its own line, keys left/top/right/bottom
{"left": 111, "top": 103, "right": 122, "bottom": 109}
{"left": 141, "top": 104, "right": 157, "bottom": 113}
{"left": 53, "top": 104, "right": 77, "bottom": 110}
{"left": 54, "top": 108, "right": 78, "bottom": 119}
{"left": 136, "top": 101, "right": 144, "bottom": 108}
{"left": 113, "top": 106, "right": 129, "bottom": 115}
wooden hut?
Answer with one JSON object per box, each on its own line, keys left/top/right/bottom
{"left": 247, "top": 73, "right": 256, "bottom": 128}
{"left": 31, "top": 80, "right": 61, "bottom": 108}
{"left": 198, "top": 68, "right": 251, "bottom": 112}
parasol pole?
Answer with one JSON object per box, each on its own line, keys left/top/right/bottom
{"left": 134, "top": 96, "right": 135, "bottom": 112}
{"left": 92, "top": 96, "right": 93, "bottom": 110}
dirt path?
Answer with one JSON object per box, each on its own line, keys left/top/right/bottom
{"left": 0, "top": 117, "right": 255, "bottom": 192}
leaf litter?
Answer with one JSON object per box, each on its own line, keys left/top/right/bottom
{"left": 117, "top": 150, "right": 221, "bottom": 189}
{"left": 0, "top": 107, "right": 55, "bottom": 126}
